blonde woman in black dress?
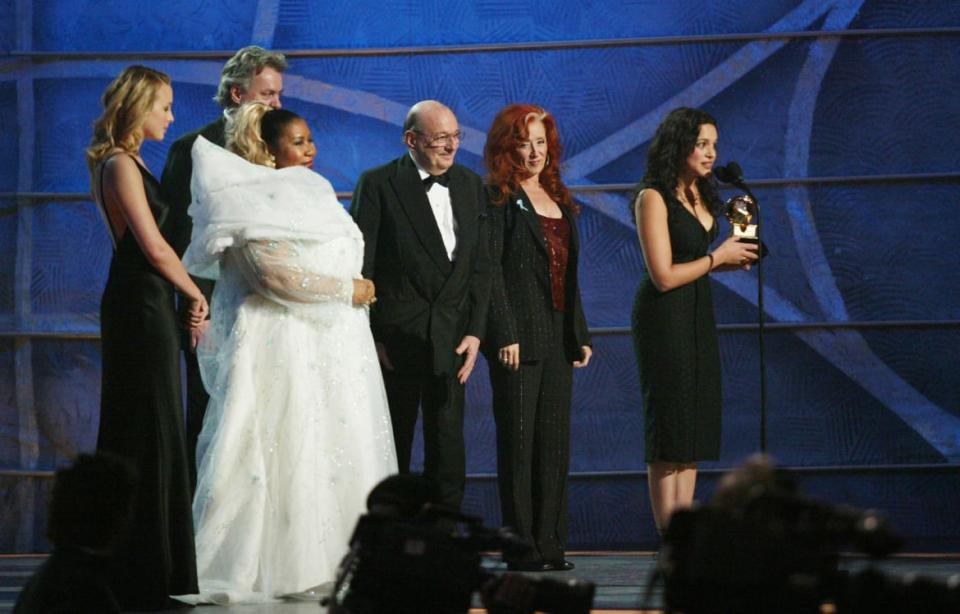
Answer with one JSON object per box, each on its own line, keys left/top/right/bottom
{"left": 631, "top": 107, "right": 757, "bottom": 542}
{"left": 86, "top": 65, "right": 207, "bottom": 610}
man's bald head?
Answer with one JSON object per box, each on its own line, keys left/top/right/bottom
{"left": 403, "top": 100, "right": 462, "bottom": 175}
{"left": 403, "top": 100, "right": 455, "bottom": 133}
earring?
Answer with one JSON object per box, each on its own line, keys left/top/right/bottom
{"left": 268, "top": 153, "right": 277, "bottom": 168}
{"left": 545, "top": 155, "right": 551, "bottom": 167}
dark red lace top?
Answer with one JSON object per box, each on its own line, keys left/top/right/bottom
{"left": 537, "top": 213, "right": 571, "bottom": 312}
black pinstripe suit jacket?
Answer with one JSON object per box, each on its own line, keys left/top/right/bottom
{"left": 485, "top": 187, "right": 590, "bottom": 362}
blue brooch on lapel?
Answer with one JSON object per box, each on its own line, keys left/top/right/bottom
{"left": 515, "top": 198, "right": 528, "bottom": 212}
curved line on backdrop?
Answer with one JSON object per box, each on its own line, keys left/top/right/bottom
{"left": 1, "top": 0, "right": 955, "bottom": 459}
{"left": 781, "top": 0, "right": 960, "bottom": 459}
{"left": 561, "top": 0, "right": 836, "bottom": 178}
{"left": 251, "top": 0, "right": 281, "bottom": 48}
{"left": 786, "top": 1, "right": 859, "bottom": 324}
{"left": 0, "top": 60, "right": 494, "bottom": 152}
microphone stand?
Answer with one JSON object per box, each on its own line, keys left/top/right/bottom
{"left": 732, "top": 178, "right": 767, "bottom": 454}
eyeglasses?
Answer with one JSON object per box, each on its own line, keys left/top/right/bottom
{"left": 413, "top": 131, "right": 465, "bottom": 148}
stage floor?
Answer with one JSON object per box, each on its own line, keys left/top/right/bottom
{"left": 2, "top": 552, "right": 959, "bottom": 613}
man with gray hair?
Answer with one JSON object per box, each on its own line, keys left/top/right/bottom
{"left": 160, "top": 45, "right": 287, "bottom": 492}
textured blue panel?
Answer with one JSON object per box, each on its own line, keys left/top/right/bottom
{"left": 0, "top": 81, "right": 20, "bottom": 191}
{"left": 858, "top": 329, "right": 960, "bottom": 415}
{"left": 581, "top": 39, "right": 840, "bottom": 187}
{"left": 0, "top": 206, "right": 15, "bottom": 315}
{"left": 0, "top": 477, "right": 53, "bottom": 552}
{"left": 0, "top": 0, "right": 14, "bottom": 52}
{"left": 812, "top": 184, "right": 960, "bottom": 321}
{"left": 30, "top": 202, "right": 110, "bottom": 315}
{"left": 0, "top": 83, "right": 18, "bottom": 192}
{"left": 0, "top": 339, "right": 100, "bottom": 469}
{"left": 273, "top": 0, "right": 802, "bottom": 49}
{"left": 812, "top": 38, "right": 960, "bottom": 176}
{"left": 746, "top": 329, "right": 951, "bottom": 464}
{"left": 34, "top": 78, "right": 116, "bottom": 192}
{"left": 850, "top": 0, "right": 960, "bottom": 28}
{"left": 568, "top": 335, "right": 648, "bottom": 471}
{"left": 0, "top": 339, "right": 16, "bottom": 468}
{"left": 32, "top": 0, "right": 257, "bottom": 51}
{"left": 30, "top": 340, "right": 100, "bottom": 467}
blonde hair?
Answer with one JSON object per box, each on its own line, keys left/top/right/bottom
{"left": 226, "top": 102, "right": 276, "bottom": 167}
{"left": 85, "top": 65, "right": 170, "bottom": 185}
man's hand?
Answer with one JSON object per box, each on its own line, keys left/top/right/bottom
{"left": 375, "top": 341, "right": 395, "bottom": 371}
{"left": 455, "top": 335, "right": 481, "bottom": 384}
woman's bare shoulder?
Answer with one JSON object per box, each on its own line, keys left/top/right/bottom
{"left": 635, "top": 186, "right": 667, "bottom": 210}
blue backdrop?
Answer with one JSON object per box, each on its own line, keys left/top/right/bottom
{"left": 2, "top": 0, "right": 959, "bottom": 552}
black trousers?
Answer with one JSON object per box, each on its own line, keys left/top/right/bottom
{"left": 184, "top": 346, "right": 209, "bottom": 495}
{"left": 179, "top": 279, "right": 213, "bottom": 496}
{"left": 383, "top": 369, "right": 466, "bottom": 510}
{"left": 489, "top": 310, "right": 573, "bottom": 564}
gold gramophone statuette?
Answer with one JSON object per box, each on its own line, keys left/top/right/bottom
{"left": 724, "top": 194, "right": 758, "bottom": 242}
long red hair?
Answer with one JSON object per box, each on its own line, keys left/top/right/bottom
{"left": 483, "top": 104, "right": 576, "bottom": 212}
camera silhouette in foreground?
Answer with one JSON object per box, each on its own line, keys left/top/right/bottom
{"left": 652, "top": 454, "right": 960, "bottom": 614}
{"left": 15, "top": 453, "right": 137, "bottom": 614}
{"left": 327, "top": 474, "right": 595, "bottom": 614}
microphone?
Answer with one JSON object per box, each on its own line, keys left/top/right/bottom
{"left": 713, "top": 162, "right": 743, "bottom": 185}
{"left": 718, "top": 162, "right": 769, "bottom": 259}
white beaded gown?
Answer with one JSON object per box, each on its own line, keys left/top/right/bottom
{"left": 176, "top": 137, "right": 397, "bottom": 604}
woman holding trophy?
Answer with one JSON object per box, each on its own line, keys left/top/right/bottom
{"left": 630, "top": 107, "right": 757, "bottom": 543}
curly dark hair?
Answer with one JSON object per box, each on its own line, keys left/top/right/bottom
{"left": 633, "top": 107, "right": 721, "bottom": 217}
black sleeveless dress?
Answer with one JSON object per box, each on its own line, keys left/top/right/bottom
{"left": 95, "top": 156, "right": 198, "bottom": 608}
{"left": 631, "top": 186, "right": 722, "bottom": 463}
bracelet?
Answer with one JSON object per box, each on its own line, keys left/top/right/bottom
{"left": 707, "top": 253, "right": 714, "bottom": 271}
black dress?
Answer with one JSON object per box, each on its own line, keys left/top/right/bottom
{"left": 631, "top": 186, "right": 721, "bottom": 463}
{"left": 95, "top": 156, "right": 198, "bottom": 609}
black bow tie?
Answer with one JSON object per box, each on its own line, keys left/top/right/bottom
{"left": 423, "top": 173, "right": 450, "bottom": 189}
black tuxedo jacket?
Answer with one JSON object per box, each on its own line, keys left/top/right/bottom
{"left": 485, "top": 188, "right": 590, "bottom": 362}
{"left": 160, "top": 117, "right": 226, "bottom": 286}
{"left": 350, "top": 154, "right": 490, "bottom": 377}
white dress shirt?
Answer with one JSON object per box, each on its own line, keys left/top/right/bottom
{"left": 412, "top": 156, "right": 458, "bottom": 261}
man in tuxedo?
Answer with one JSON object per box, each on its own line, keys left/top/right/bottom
{"left": 350, "top": 100, "right": 490, "bottom": 510}
{"left": 160, "top": 45, "right": 287, "bottom": 491}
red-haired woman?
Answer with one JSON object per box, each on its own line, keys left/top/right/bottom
{"left": 483, "top": 104, "right": 592, "bottom": 572}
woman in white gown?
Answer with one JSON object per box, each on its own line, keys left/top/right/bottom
{"left": 176, "top": 103, "right": 397, "bottom": 604}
